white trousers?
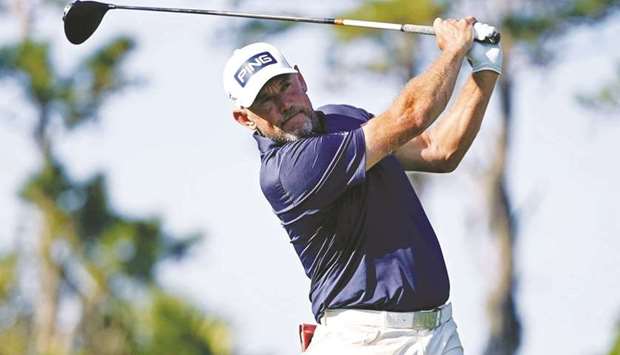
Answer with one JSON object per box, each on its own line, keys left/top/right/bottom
{"left": 304, "top": 305, "right": 463, "bottom": 355}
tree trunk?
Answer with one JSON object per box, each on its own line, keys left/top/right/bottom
{"left": 34, "top": 212, "right": 62, "bottom": 355}
{"left": 32, "top": 103, "right": 64, "bottom": 354}
{"left": 482, "top": 41, "right": 522, "bottom": 355}
{"left": 11, "top": 0, "right": 31, "bottom": 37}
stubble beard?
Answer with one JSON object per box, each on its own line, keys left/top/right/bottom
{"left": 269, "top": 109, "right": 317, "bottom": 144}
{"left": 281, "top": 117, "right": 314, "bottom": 142}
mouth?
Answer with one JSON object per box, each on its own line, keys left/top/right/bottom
{"left": 281, "top": 110, "right": 305, "bottom": 129}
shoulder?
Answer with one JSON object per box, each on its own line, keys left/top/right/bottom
{"left": 318, "top": 104, "right": 374, "bottom": 122}
{"left": 260, "top": 131, "right": 365, "bottom": 204}
{"left": 257, "top": 138, "right": 326, "bottom": 200}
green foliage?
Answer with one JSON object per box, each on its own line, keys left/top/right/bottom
{"left": 20, "top": 158, "right": 200, "bottom": 286}
{"left": 610, "top": 321, "right": 620, "bottom": 355}
{"left": 0, "top": 40, "right": 55, "bottom": 104}
{"left": 21, "top": 158, "right": 73, "bottom": 203}
{"left": 577, "top": 61, "right": 620, "bottom": 112}
{"left": 0, "top": 36, "right": 135, "bottom": 135}
{"left": 139, "top": 292, "right": 231, "bottom": 355}
{"left": 79, "top": 299, "right": 143, "bottom": 355}
{"left": 570, "top": 0, "right": 620, "bottom": 17}
{"left": 320, "top": 0, "right": 446, "bottom": 79}
{"left": 0, "top": 318, "right": 29, "bottom": 355}
{"left": 503, "top": 0, "right": 620, "bottom": 43}
{"left": 0, "top": 17, "right": 229, "bottom": 354}
{"left": 0, "top": 254, "right": 17, "bottom": 300}
{"left": 70, "top": 292, "right": 232, "bottom": 355}
{"left": 0, "top": 255, "right": 26, "bottom": 355}
{"left": 503, "top": 15, "right": 555, "bottom": 43}
{"left": 99, "top": 220, "right": 162, "bottom": 282}
{"left": 59, "top": 37, "right": 136, "bottom": 128}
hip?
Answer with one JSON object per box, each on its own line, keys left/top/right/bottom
{"left": 305, "top": 303, "right": 463, "bottom": 355}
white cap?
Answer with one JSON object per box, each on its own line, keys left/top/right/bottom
{"left": 223, "top": 42, "right": 297, "bottom": 108}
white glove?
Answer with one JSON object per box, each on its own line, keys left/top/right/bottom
{"left": 467, "top": 22, "right": 503, "bottom": 75}
{"left": 473, "top": 22, "right": 497, "bottom": 43}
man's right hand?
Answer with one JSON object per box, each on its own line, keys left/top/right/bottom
{"left": 362, "top": 17, "right": 476, "bottom": 171}
{"left": 433, "top": 17, "right": 476, "bottom": 57}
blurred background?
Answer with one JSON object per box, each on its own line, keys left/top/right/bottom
{"left": 1, "top": 0, "right": 620, "bottom": 354}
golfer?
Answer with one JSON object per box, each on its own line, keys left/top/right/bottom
{"left": 223, "top": 16, "right": 501, "bottom": 355}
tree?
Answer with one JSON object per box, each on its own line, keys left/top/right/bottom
{"left": 458, "top": 1, "right": 620, "bottom": 354}
{"left": 0, "top": 1, "right": 232, "bottom": 354}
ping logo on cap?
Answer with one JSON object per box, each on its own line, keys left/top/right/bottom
{"left": 235, "top": 51, "right": 276, "bottom": 87}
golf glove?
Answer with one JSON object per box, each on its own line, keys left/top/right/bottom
{"left": 467, "top": 22, "right": 503, "bottom": 75}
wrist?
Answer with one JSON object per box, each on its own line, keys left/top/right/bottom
{"left": 442, "top": 46, "right": 468, "bottom": 59}
{"left": 473, "top": 70, "right": 499, "bottom": 80}
{"left": 472, "top": 70, "right": 499, "bottom": 91}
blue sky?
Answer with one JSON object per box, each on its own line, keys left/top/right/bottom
{"left": 1, "top": 1, "right": 620, "bottom": 354}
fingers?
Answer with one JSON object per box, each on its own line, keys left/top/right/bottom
{"left": 433, "top": 17, "right": 475, "bottom": 33}
{"left": 433, "top": 17, "right": 442, "bottom": 29}
{"left": 473, "top": 22, "right": 498, "bottom": 42}
{"left": 433, "top": 17, "right": 476, "bottom": 55}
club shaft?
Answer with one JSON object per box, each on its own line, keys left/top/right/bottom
{"left": 338, "top": 19, "right": 435, "bottom": 35}
{"left": 110, "top": 4, "right": 436, "bottom": 36}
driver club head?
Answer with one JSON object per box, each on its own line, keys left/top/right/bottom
{"left": 63, "top": 0, "right": 113, "bottom": 45}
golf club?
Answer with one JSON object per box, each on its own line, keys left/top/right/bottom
{"left": 63, "top": 0, "right": 501, "bottom": 45}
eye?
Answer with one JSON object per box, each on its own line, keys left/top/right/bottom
{"left": 254, "top": 94, "right": 270, "bottom": 105}
{"left": 256, "top": 98, "right": 273, "bottom": 111}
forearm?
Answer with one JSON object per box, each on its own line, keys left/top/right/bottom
{"left": 362, "top": 17, "right": 476, "bottom": 170}
{"left": 366, "top": 50, "right": 465, "bottom": 160}
{"left": 428, "top": 71, "right": 498, "bottom": 168}
{"left": 389, "top": 49, "right": 465, "bottom": 140}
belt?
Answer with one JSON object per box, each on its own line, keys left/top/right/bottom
{"left": 321, "top": 303, "right": 452, "bottom": 331}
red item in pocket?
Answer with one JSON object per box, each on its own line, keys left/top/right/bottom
{"left": 299, "top": 323, "right": 317, "bottom": 352}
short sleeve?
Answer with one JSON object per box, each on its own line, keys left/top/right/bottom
{"left": 277, "top": 127, "right": 366, "bottom": 210}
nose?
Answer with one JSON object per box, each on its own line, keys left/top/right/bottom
{"left": 273, "top": 93, "right": 294, "bottom": 115}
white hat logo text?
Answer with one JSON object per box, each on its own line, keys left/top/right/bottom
{"left": 235, "top": 51, "right": 276, "bottom": 87}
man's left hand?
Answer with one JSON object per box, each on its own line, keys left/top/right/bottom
{"left": 467, "top": 23, "right": 503, "bottom": 75}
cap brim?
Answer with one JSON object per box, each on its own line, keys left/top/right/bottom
{"left": 236, "top": 66, "right": 298, "bottom": 108}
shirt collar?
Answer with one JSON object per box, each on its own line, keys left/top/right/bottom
{"left": 253, "top": 131, "right": 280, "bottom": 155}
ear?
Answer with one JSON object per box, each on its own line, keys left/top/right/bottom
{"left": 232, "top": 108, "right": 257, "bottom": 130}
{"left": 294, "top": 65, "right": 308, "bottom": 92}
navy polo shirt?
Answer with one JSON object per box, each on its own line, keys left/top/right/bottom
{"left": 254, "top": 104, "right": 449, "bottom": 322}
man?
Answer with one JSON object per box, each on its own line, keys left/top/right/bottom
{"left": 223, "top": 16, "right": 501, "bottom": 355}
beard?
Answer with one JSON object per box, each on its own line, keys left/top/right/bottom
{"left": 281, "top": 117, "right": 314, "bottom": 141}
{"left": 267, "top": 108, "right": 317, "bottom": 144}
